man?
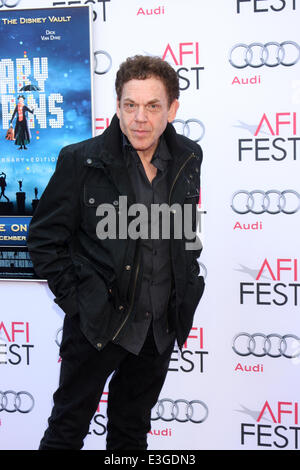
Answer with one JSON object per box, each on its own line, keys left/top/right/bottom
{"left": 27, "top": 55, "right": 205, "bottom": 450}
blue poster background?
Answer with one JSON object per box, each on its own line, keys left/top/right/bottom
{"left": 0, "top": 6, "right": 93, "bottom": 278}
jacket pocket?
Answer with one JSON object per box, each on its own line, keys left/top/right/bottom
{"left": 83, "top": 184, "right": 119, "bottom": 207}
{"left": 73, "top": 256, "right": 120, "bottom": 342}
{"left": 54, "top": 285, "right": 78, "bottom": 317}
{"left": 83, "top": 184, "right": 120, "bottom": 241}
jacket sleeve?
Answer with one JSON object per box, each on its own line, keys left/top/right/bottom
{"left": 188, "top": 148, "right": 203, "bottom": 279}
{"left": 27, "top": 146, "right": 81, "bottom": 316}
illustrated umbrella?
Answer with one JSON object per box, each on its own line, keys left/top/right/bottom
{"left": 19, "top": 84, "right": 41, "bottom": 91}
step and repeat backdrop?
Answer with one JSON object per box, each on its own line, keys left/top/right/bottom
{"left": 0, "top": 0, "right": 299, "bottom": 451}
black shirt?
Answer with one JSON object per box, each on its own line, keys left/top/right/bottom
{"left": 112, "top": 135, "right": 175, "bottom": 355}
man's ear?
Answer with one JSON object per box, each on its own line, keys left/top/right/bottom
{"left": 116, "top": 99, "right": 120, "bottom": 119}
{"left": 168, "top": 99, "right": 179, "bottom": 123}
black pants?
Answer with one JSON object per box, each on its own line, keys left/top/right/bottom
{"left": 39, "top": 315, "right": 175, "bottom": 450}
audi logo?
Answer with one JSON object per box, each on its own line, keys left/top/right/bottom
{"left": 199, "top": 262, "right": 207, "bottom": 280}
{"left": 55, "top": 327, "right": 63, "bottom": 348}
{"left": 151, "top": 399, "right": 208, "bottom": 423}
{"left": 229, "top": 41, "right": 300, "bottom": 68}
{"left": 0, "top": 391, "right": 34, "bottom": 413}
{"left": 231, "top": 190, "right": 300, "bottom": 214}
{"left": 0, "top": 0, "right": 21, "bottom": 7}
{"left": 172, "top": 119, "right": 205, "bottom": 142}
{"left": 232, "top": 333, "right": 300, "bottom": 359}
{"left": 94, "top": 50, "right": 112, "bottom": 75}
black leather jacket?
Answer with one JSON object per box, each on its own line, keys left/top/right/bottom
{"left": 27, "top": 115, "right": 205, "bottom": 350}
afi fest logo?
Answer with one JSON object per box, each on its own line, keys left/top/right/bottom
{"left": 237, "top": 111, "right": 300, "bottom": 162}
{"left": 169, "top": 325, "right": 208, "bottom": 374}
{"left": 239, "top": 258, "right": 300, "bottom": 306}
{"left": 239, "top": 400, "right": 300, "bottom": 449}
{"left": 0, "top": 321, "right": 33, "bottom": 365}
{"left": 236, "top": 0, "right": 298, "bottom": 14}
{"left": 52, "top": 0, "right": 111, "bottom": 22}
{"left": 161, "top": 42, "right": 204, "bottom": 91}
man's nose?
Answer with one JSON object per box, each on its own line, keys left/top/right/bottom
{"left": 134, "top": 106, "right": 148, "bottom": 121}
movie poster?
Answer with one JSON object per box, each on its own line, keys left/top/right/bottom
{"left": 0, "top": 5, "right": 94, "bottom": 279}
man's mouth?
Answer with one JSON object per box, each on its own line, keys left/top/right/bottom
{"left": 132, "top": 129, "right": 149, "bottom": 135}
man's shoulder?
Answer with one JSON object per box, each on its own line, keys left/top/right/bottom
{"left": 176, "top": 132, "right": 203, "bottom": 161}
{"left": 59, "top": 134, "right": 104, "bottom": 158}
{"left": 165, "top": 122, "right": 203, "bottom": 162}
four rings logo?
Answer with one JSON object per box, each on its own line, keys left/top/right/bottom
{"left": 0, "top": 0, "right": 21, "bottom": 7}
{"left": 231, "top": 190, "right": 300, "bottom": 214}
{"left": 55, "top": 327, "right": 62, "bottom": 348}
{"left": 151, "top": 399, "right": 208, "bottom": 423}
{"left": 232, "top": 333, "right": 300, "bottom": 359}
{"left": 229, "top": 41, "right": 300, "bottom": 68}
{"left": 0, "top": 390, "right": 34, "bottom": 413}
{"left": 172, "top": 119, "right": 205, "bottom": 142}
{"left": 94, "top": 50, "right": 112, "bottom": 75}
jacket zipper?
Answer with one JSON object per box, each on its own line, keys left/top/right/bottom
{"left": 168, "top": 152, "right": 196, "bottom": 350}
{"left": 112, "top": 252, "right": 141, "bottom": 341}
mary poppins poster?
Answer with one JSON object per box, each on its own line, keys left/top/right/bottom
{"left": 0, "top": 5, "right": 94, "bottom": 279}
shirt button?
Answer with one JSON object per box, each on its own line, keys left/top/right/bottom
{"left": 97, "top": 342, "right": 102, "bottom": 349}
{"left": 119, "top": 305, "right": 124, "bottom": 311}
{"left": 86, "top": 158, "right": 92, "bottom": 164}
{"left": 125, "top": 265, "right": 131, "bottom": 271}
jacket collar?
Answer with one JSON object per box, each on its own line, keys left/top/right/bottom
{"left": 100, "top": 113, "right": 192, "bottom": 162}
{"left": 87, "top": 114, "right": 195, "bottom": 204}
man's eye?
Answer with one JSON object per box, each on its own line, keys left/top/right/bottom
{"left": 147, "top": 104, "right": 160, "bottom": 111}
{"left": 124, "top": 103, "right": 136, "bottom": 111}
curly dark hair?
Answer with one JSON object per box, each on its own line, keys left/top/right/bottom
{"left": 115, "top": 55, "right": 179, "bottom": 106}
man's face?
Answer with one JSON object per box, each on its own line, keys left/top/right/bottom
{"left": 116, "top": 76, "right": 179, "bottom": 158}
